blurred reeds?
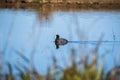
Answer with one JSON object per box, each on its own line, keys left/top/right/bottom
{"left": 0, "top": 4, "right": 120, "bottom": 80}
{"left": 0, "top": 44, "right": 120, "bottom": 80}
{"left": 0, "top": 23, "right": 120, "bottom": 80}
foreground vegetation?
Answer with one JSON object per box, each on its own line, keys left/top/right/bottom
{"left": 0, "top": 46, "right": 120, "bottom": 80}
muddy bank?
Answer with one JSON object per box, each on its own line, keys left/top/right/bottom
{"left": 0, "top": 2, "right": 120, "bottom": 11}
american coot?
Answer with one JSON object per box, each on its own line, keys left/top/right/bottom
{"left": 55, "top": 35, "right": 68, "bottom": 49}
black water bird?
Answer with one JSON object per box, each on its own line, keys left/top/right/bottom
{"left": 55, "top": 35, "right": 120, "bottom": 49}
{"left": 55, "top": 35, "right": 68, "bottom": 49}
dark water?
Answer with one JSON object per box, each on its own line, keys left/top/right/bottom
{"left": 0, "top": 9, "right": 120, "bottom": 75}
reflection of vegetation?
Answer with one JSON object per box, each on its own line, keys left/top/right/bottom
{"left": 0, "top": 3, "right": 120, "bottom": 24}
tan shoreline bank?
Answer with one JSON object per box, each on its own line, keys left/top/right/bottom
{"left": 0, "top": 2, "right": 120, "bottom": 11}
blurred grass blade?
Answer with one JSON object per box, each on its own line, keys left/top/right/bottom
{"left": 14, "top": 49, "right": 29, "bottom": 63}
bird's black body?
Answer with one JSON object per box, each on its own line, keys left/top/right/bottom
{"left": 55, "top": 35, "right": 68, "bottom": 49}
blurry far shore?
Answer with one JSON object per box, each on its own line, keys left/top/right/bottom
{"left": 0, "top": 0, "right": 120, "bottom": 11}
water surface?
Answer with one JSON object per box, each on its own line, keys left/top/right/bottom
{"left": 0, "top": 9, "right": 120, "bottom": 75}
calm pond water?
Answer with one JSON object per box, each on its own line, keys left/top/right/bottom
{"left": 0, "top": 9, "right": 120, "bottom": 75}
